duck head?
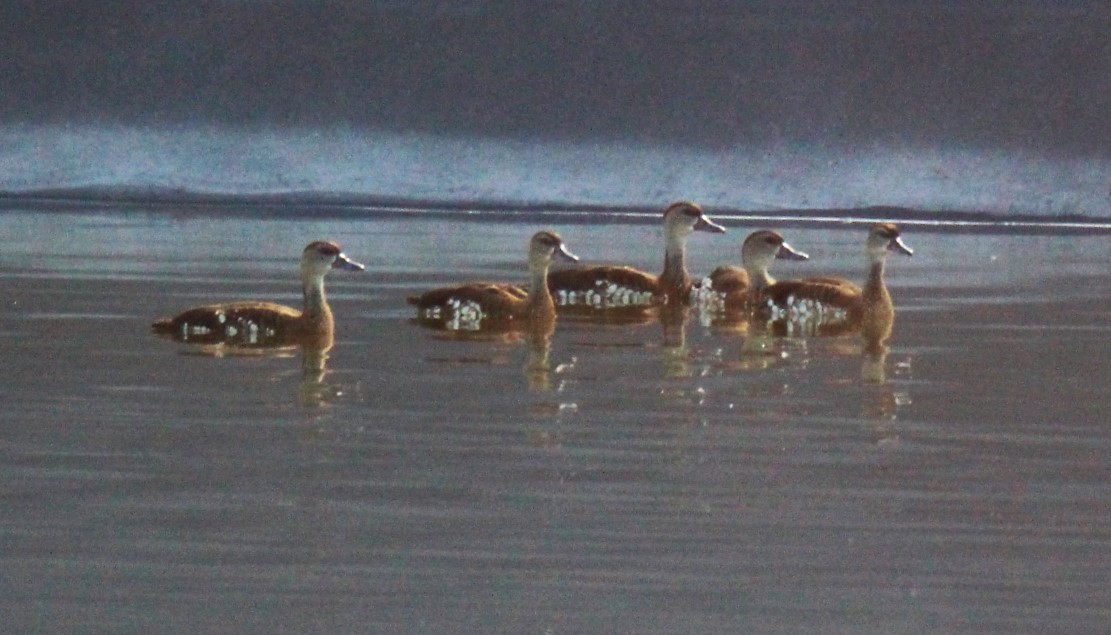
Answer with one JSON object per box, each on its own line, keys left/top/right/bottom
{"left": 663, "top": 201, "right": 727, "bottom": 241}
{"left": 301, "top": 240, "right": 366, "bottom": 281}
{"left": 866, "top": 224, "right": 914, "bottom": 262}
{"left": 528, "top": 230, "right": 579, "bottom": 271}
{"left": 742, "top": 229, "right": 809, "bottom": 266}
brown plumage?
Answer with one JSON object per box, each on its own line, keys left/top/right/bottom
{"left": 547, "top": 201, "right": 725, "bottom": 308}
{"left": 760, "top": 223, "right": 913, "bottom": 342}
{"left": 151, "top": 240, "right": 365, "bottom": 346}
{"left": 407, "top": 230, "right": 578, "bottom": 328}
{"left": 705, "top": 266, "right": 748, "bottom": 295}
{"left": 704, "top": 230, "right": 810, "bottom": 312}
{"left": 760, "top": 277, "right": 864, "bottom": 315}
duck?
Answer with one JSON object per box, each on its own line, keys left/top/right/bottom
{"left": 546, "top": 201, "right": 725, "bottom": 308}
{"left": 700, "top": 230, "right": 810, "bottom": 312}
{"left": 761, "top": 223, "right": 913, "bottom": 340}
{"left": 407, "top": 230, "right": 578, "bottom": 329}
{"left": 151, "top": 240, "right": 365, "bottom": 346}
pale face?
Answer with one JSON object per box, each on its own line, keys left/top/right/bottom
{"left": 742, "top": 230, "right": 809, "bottom": 270}
{"left": 663, "top": 202, "right": 727, "bottom": 240}
{"left": 529, "top": 231, "right": 579, "bottom": 268}
{"left": 866, "top": 224, "right": 914, "bottom": 261}
{"left": 301, "top": 241, "right": 366, "bottom": 279}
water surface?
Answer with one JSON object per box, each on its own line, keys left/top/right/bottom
{"left": 0, "top": 210, "right": 1108, "bottom": 633}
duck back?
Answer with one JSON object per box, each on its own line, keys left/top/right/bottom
{"left": 152, "top": 301, "right": 306, "bottom": 345}
{"left": 706, "top": 265, "right": 750, "bottom": 295}
{"left": 547, "top": 265, "right": 661, "bottom": 307}
{"left": 762, "top": 277, "right": 863, "bottom": 313}
{"left": 407, "top": 282, "right": 530, "bottom": 318}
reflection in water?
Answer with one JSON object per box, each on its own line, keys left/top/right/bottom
{"left": 12, "top": 211, "right": 1111, "bottom": 634}
{"left": 523, "top": 319, "right": 555, "bottom": 391}
{"left": 297, "top": 339, "right": 336, "bottom": 407}
{"left": 861, "top": 344, "right": 889, "bottom": 385}
{"left": 737, "top": 332, "right": 798, "bottom": 372}
{"left": 147, "top": 239, "right": 364, "bottom": 407}
{"left": 702, "top": 223, "right": 911, "bottom": 421}
{"left": 560, "top": 303, "right": 698, "bottom": 379}
{"left": 858, "top": 276, "right": 898, "bottom": 387}
{"left": 695, "top": 295, "right": 915, "bottom": 423}
{"left": 410, "top": 311, "right": 563, "bottom": 393}
{"left": 154, "top": 327, "right": 341, "bottom": 407}
{"left": 406, "top": 229, "right": 578, "bottom": 394}
{"left": 408, "top": 268, "right": 916, "bottom": 420}
{"left": 660, "top": 304, "right": 692, "bottom": 378}
{"left": 698, "top": 223, "right": 915, "bottom": 389}
{"left": 555, "top": 304, "right": 660, "bottom": 326}
{"left": 859, "top": 344, "right": 918, "bottom": 445}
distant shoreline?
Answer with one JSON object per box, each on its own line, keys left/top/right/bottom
{"left": 1, "top": 187, "right": 1106, "bottom": 235}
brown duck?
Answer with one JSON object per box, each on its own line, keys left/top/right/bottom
{"left": 151, "top": 240, "right": 365, "bottom": 346}
{"left": 703, "top": 230, "right": 810, "bottom": 312}
{"left": 547, "top": 201, "right": 725, "bottom": 308}
{"left": 761, "top": 223, "right": 913, "bottom": 343}
{"left": 408, "top": 230, "right": 578, "bottom": 329}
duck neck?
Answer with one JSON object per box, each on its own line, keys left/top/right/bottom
{"left": 528, "top": 263, "right": 556, "bottom": 318}
{"left": 660, "top": 235, "right": 691, "bottom": 298}
{"left": 748, "top": 264, "right": 775, "bottom": 291}
{"left": 301, "top": 275, "right": 333, "bottom": 324}
{"left": 863, "top": 259, "right": 887, "bottom": 301}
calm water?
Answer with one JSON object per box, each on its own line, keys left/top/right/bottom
{"left": 1, "top": 210, "right": 1108, "bottom": 633}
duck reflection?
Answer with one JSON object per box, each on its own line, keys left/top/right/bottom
{"left": 734, "top": 331, "right": 798, "bottom": 371}
{"left": 860, "top": 340, "right": 908, "bottom": 447}
{"left": 555, "top": 303, "right": 660, "bottom": 327}
{"left": 861, "top": 337, "right": 890, "bottom": 385}
{"left": 407, "top": 230, "right": 577, "bottom": 391}
{"left": 411, "top": 316, "right": 562, "bottom": 392}
{"left": 150, "top": 240, "right": 365, "bottom": 405}
{"left": 158, "top": 331, "right": 342, "bottom": 406}
{"left": 523, "top": 320, "right": 555, "bottom": 391}
{"left": 660, "top": 303, "right": 693, "bottom": 378}
{"left": 297, "top": 337, "right": 338, "bottom": 406}
{"left": 730, "top": 224, "right": 914, "bottom": 388}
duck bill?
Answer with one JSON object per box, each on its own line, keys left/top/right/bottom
{"left": 333, "top": 253, "right": 367, "bottom": 271}
{"left": 555, "top": 244, "right": 580, "bottom": 263}
{"left": 889, "top": 237, "right": 914, "bottom": 256}
{"left": 693, "top": 214, "right": 727, "bottom": 234}
{"left": 776, "top": 241, "right": 810, "bottom": 261}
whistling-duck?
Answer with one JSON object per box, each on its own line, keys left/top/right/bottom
{"left": 408, "top": 230, "right": 578, "bottom": 329}
{"left": 151, "top": 240, "right": 365, "bottom": 345}
{"left": 762, "top": 223, "right": 913, "bottom": 335}
{"left": 547, "top": 201, "right": 725, "bottom": 308}
{"left": 700, "top": 230, "right": 810, "bottom": 311}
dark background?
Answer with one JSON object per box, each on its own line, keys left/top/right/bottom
{"left": 3, "top": 1, "right": 1109, "bottom": 153}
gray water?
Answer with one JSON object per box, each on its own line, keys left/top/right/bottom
{"left": 1, "top": 210, "right": 1109, "bottom": 633}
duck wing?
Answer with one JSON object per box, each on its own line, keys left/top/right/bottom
{"left": 762, "top": 278, "right": 862, "bottom": 311}
{"left": 408, "top": 282, "right": 528, "bottom": 316}
{"left": 705, "top": 265, "right": 750, "bottom": 295}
